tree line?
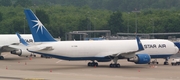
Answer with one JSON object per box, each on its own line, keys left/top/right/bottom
{"left": 0, "top": 1, "right": 180, "bottom": 39}
{"left": 0, "top": 0, "right": 180, "bottom": 12}
{"left": 1, "top": 0, "right": 180, "bottom": 11}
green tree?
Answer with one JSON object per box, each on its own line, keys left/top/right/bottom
{"left": 0, "top": 0, "right": 12, "bottom": 6}
{"left": 78, "top": 17, "right": 92, "bottom": 30}
{"left": 35, "top": 9, "right": 50, "bottom": 25}
{"left": 106, "top": 11, "right": 124, "bottom": 34}
{"left": 14, "top": 0, "right": 32, "bottom": 7}
{"left": 0, "top": 12, "right": 2, "bottom": 22}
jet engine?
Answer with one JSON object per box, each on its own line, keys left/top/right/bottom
{"left": 10, "top": 49, "right": 33, "bottom": 57}
{"left": 127, "top": 54, "right": 151, "bottom": 64}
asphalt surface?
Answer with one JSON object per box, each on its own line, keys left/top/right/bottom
{"left": 0, "top": 52, "right": 180, "bottom": 80}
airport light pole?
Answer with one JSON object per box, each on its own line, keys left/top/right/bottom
{"left": 151, "top": 18, "right": 154, "bottom": 38}
{"left": 93, "top": 17, "right": 97, "bottom": 37}
{"left": 86, "top": 11, "right": 92, "bottom": 38}
{"left": 132, "top": 8, "right": 140, "bottom": 35}
{"left": 127, "top": 12, "right": 130, "bottom": 33}
{"left": 86, "top": 11, "right": 90, "bottom": 30}
{"left": 24, "top": 17, "right": 25, "bottom": 34}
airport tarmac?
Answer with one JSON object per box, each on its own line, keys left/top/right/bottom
{"left": 0, "top": 52, "right": 180, "bottom": 80}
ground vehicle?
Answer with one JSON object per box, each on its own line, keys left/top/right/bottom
{"left": 171, "top": 59, "right": 180, "bottom": 66}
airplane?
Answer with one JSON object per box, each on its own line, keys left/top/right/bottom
{"left": 15, "top": 9, "right": 178, "bottom": 68}
{"left": 19, "top": 32, "right": 148, "bottom": 68}
{"left": 10, "top": 32, "right": 51, "bottom": 58}
{"left": 0, "top": 34, "right": 34, "bottom": 60}
{"left": 9, "top": 33, "right": 38, "bottom": 58}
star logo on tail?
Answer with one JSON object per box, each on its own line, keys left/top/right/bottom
{"left": 32, "top": 19, "right": 44, "bottom": 34}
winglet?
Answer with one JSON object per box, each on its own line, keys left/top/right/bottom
{"left": 16, "top": 32, "right": 29, "bottom": 46}
{"left": 174, "top": 42, "right": 180, "bottom": 50}
{"left": 136, "top": 36, "right": 144, "bottom": 51}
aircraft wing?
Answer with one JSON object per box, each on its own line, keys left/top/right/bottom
{"left": 1, "top": 44, "right": 27, "bottom": 52}
{"left": 0, "top": 42, "right": 21, "bottom": 51}
{"left": 37, "top": 46, "right": 54, "bottom": 51}
{"left": 26, "top": 45, "right": 54, "bottom": 52}
{"left": 111, "top": 50, "right": 141, "bottom": 58}
{"left": 95, "top": 50, "right": 142, "bottom": 59}
{"left": 95, "top": 36, "right": 144, "bottom": 59}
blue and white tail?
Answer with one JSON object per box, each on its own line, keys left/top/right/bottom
{"left": 16, "top": 32, "right": 29, "bottom": 46}
{"left": 24, "top": 9, "right": 56, "bottom": 42}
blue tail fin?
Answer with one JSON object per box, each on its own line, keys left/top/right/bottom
{"left": 24, "top": 9, "right": 56, "bottom": 42}
{"left": 16, "top": 32, "right": 29, "bottom": 46}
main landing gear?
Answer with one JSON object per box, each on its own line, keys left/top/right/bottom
{"left": 87, "top": 61, "right": 98, "bottom": 67}
{"left": 109, "top": 57, "right": 120, "bottom": 68}
{"left": 109, "top": 63, "right": 120, "bottom": 68}
{"left": 30, "top": 54, "right": 36, "bottom": 57}
{"left": 164, "top": 58, "right": 169, "bottom": 65}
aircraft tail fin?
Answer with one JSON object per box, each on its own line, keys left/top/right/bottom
{"left": 16, "top": 32, "right": 29, "bottom": 46}
{"left": 24, "top": 9, "right": 56, "bottom": 42}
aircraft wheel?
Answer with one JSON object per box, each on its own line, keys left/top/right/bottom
{"left": 156, "top": 62, "right": 159, "bottom": 64}
{"left": 171, "top": 63, "right": 174, "bottom": 66}
{"left": 109, "top": 63, "right": 113, "bottom": 67}
{"left": 164, "top": 62, "right": 169, "bottom": 65}
{"left": 94, "top": 62, "right": 98, "bottom": 67}
{"left": 88, "top": 62, "right": 91, "bottom": 66}
{"left": 88, "top": 62, "right": 98, "bottom": 67}
{"left": 116, "top": 64, "right": 120, "bottom": 67}
{"left": 41, "top": 55, "right": 44, "bottom": 58}
{"left": 91, "top": 63, "right": 95, "bottom": 66}
{"left": 110, "top": 63, "right": 120, "bottom": 68}
{"left": 0, "top": 56, "right": 4, "bottom": 60}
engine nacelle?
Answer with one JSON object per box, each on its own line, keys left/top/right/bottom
{"left": 127, "top": 54, "right": 151, "bottom": 64}
{"left": 11, "top": 49, "right": 32, "bottom": 57}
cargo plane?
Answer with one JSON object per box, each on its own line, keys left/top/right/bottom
{"left": 14, "top": 9, "right": 179, "bottom": 67}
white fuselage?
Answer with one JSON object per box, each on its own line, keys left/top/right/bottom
{"left": 28, "top": 39, "right": 178, "bottom": 59}
{"left": 0, "top": 34, "right": 33, "bottom": 52}
{"left": 0, "top": 34, "right": 33, "bottom": 45}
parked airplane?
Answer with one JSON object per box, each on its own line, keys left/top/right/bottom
{"left": 16, "top": 9, "right": 179, "bottom": 67}
{"left": 0, "top": 34, "right": 34, "bottom": 60}
{"left": 9, "top": 33, "right": 38, "bottom": 58}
